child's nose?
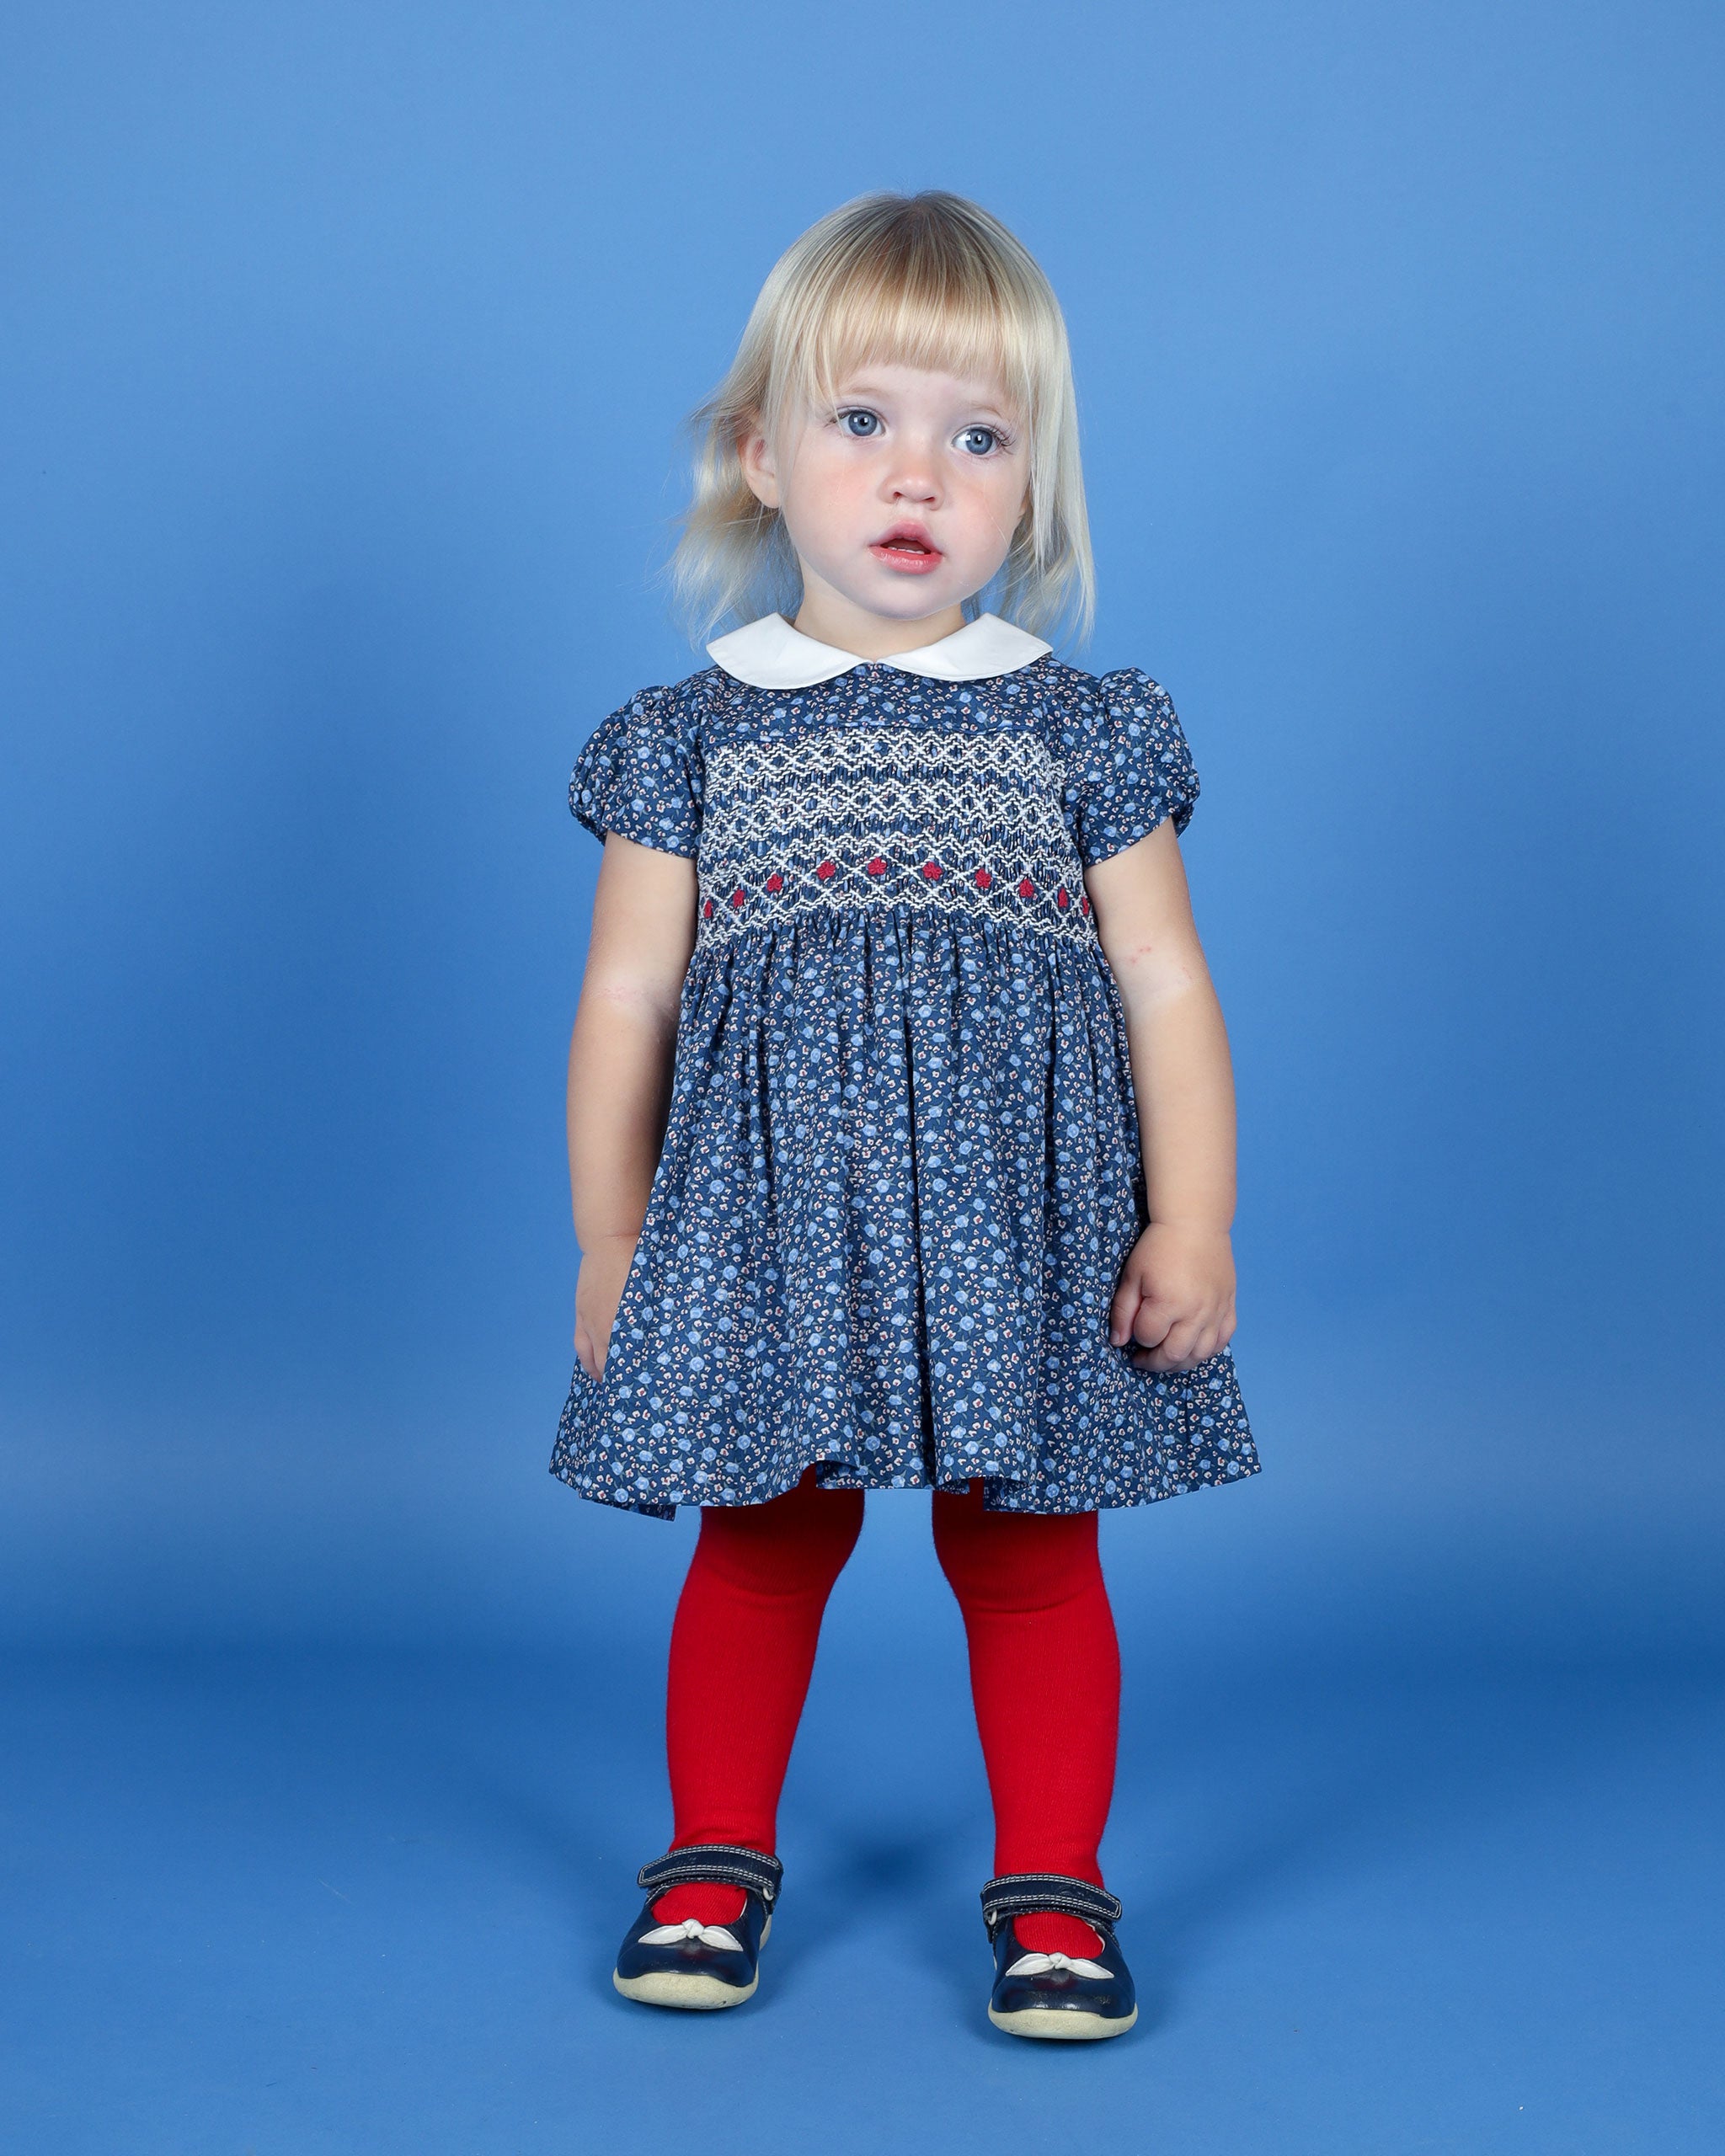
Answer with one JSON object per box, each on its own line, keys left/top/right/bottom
{"left": 884, "top": 447, "right": 942, "bottom": 503}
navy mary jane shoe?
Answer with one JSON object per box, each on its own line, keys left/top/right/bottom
{"left": 981, "top": 1872, "right": 1138, "bottom": 2041}
{"left": 611, "top": 1843, "right": 782, "bottom": 2011}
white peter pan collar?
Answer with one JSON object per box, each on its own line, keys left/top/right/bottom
{"left": 706, "top": 611, "right": 1051, "bottom": 691}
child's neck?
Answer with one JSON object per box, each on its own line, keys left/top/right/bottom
{"left": 792, "top": 590, "right": 968, "bottom": 662}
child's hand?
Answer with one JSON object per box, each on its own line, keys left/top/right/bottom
{"left": 1108, "top": 1222, "right": 1236, "bottom": 1374}
{"left": 574, "top": 1234, "right": 639, "bottom": 1382}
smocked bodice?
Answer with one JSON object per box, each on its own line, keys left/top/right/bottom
{"left": 692, "top": 708, "right": 1097, "bottom": 950}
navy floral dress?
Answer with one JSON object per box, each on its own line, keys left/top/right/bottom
{"left": 552, "top": 639, "right": 1258, "bottom": 1518}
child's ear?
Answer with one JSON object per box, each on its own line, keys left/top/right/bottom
{"left": 738, "top": 419, "right": 781, "bottom": 510}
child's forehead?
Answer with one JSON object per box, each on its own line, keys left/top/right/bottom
{"left": 791, "top": 326, "right": 1027, "bottom": 418}
{"left": 822, "top": 357, "right": 1017, "bottom": 409}
{"left": 775, "top": 270, "right": 1038, "bottom": 424}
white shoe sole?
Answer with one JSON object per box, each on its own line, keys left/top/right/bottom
{"left": 611, "top": 1912, "right": 771, "bottom": 2012}
{"left": 988, "top": 2002, "right": 1138, "bottom": 2041}
{"left": 612, "top": 1967, "right": 756, "bottom": 2009}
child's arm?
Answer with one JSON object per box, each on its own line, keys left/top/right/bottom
{"left": 568, "top": 832, "right": 697, "bottom": 1380}
{"left": 1085, "top": 819, "right": 1238, "bottom": 1374}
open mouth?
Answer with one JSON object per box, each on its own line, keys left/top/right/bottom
{"left": 870, "top": 523, "right": 943, "bottom": 574}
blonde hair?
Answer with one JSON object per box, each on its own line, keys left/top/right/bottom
{"left": 671, "top": 191, "right": 1095, "bottom": 646}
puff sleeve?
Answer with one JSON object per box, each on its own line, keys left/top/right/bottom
{"left": 1066, "top": 667, "right": 1199, "bottom": 869}
{"left": 568, "top": 683, "right": 703, "bottom": 858}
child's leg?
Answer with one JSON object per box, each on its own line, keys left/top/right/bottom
{"left": 652, "top": 1468, "right": 864, "bottom": 1927}
{"left": 932, "top": 1480, "right": 1121, "bottom": 1958}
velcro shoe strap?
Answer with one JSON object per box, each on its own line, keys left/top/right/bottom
{"left": 637, "top": 1844, "right": 783, "bottom": 1907}
{"left": 980, "top": 1871, "right": 1123, "bottom": 1935}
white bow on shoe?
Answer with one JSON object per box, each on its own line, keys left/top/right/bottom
{"left": 638, "top": 1916, "right": 745, "bottom": 1951}
{"left": 1003, "top": 1949, "right": 1112, "bottom": 1980}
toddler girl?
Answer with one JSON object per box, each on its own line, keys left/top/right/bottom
{"left": 553, "top": 190, "right": 1258, "bottom": 2041}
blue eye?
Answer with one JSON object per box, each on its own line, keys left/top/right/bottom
{"left": 957, "top": 425, "right": 1000, "bottom": 456}
{"left": 840, "top": 409, "right": 881, "bottom": 438}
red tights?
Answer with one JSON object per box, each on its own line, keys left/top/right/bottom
{"left": 651, "top": 1470, "right": 1121, "bottom": 1958}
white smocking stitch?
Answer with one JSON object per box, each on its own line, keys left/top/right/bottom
{"left": 696, "top": 726, "right": 1097, "bottom": 947}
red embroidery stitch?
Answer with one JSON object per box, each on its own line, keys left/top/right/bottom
{"left": 865, "top": 857, "right": 888, "bottom": 877}
{"left": 815, "top": 859, "right": 836, "bottom": 880}
{"left": 765, "top": 873, "right": 783, "bottom": 893}
{"left": 702, "top": 898, "right": 714, "bottom": 919}
{"left": 1080, "top": 894, "right": 1090, "bottom": 916}
{"left": 1017, "top": 877, "right": 1035, "bottom": 899}
{"left": 974, "top": 867, "right": 993, "bottom": 890}
{"left": 921, "top": 860, "right": 943, "bottom": 880}
{"left": 1057, "top": 888, "right": 1071, "bottom": 909}
{"left": 730, "top": 888, "right": 745, "bottom": 909}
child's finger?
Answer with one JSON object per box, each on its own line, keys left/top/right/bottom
{"left": 1127, "top": 1294, "right": 1178, "bottom": 1352}
{"left": 1133, "top": 1346, "right": 1190, "bottom": 1374}
{"left": 1134, "top": 1313, "right": 1205, "bottom": 1370}
{"left": 1107, "top": 1282, "right": 1143, "bottom": 1347}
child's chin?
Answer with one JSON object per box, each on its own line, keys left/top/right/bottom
{"left": 857, "top": 572, "right": 963, "bottom": 615}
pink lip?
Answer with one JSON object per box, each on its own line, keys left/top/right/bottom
{"left": 870, "top": 522, "right": 943, "bottom": 574}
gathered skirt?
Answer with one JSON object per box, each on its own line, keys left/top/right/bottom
{"left": 552, "top": 906, "right": 1257, "bottom": 1518}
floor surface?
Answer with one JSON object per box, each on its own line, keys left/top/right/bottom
{"left": 6, "top": 1497, "right": 1722, "bottom": 2155}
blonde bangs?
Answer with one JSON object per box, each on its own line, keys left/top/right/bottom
{"left": 672, "top": 193, "right": 1094, "bottom": 646}
{"left": 777, "top": 229, "right": 1035, "bottom": 427}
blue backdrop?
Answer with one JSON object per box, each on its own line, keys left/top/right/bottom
{"left": 3, "top": 4, "right": 1721, "bottom": 2151}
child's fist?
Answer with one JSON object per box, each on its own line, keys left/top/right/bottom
{"left": 1108, "top": 1223, "right": 1236, "bottom": 1374}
